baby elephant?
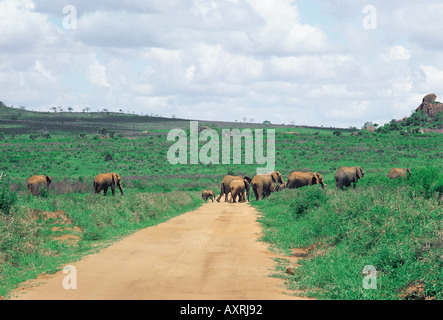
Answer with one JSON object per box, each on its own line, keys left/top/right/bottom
{"left": 388, "top": 168, "right": 412, "bottom": 179}
{"left": 229, "top": 177, "right": 252, "bottom": 203}
{"left": 202, "top": 190, "right": 216, "bottom": 202}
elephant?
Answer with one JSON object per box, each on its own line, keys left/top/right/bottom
{"left": 286, "top": 171, "right": 326, "bottom": 189}
{"left": 251, "top": 171, "right": 284, "bottom": 201}
{"left": 202, "top": 190, "right": 216, "bottom": 202}
{"left": 93, "top": 172, "right": 124, "bottom": 196}
{"left": 216, "top": 175, "right": 252, "bottom": 202}
{"left": 27, "top": 175, "right": 52, "bottom": 195}
{"left": 229, "top": 177, "right": 252, "bottom": 203}
{"left": 388, "top": 168, "right": 412, "bottom": 179}
{"left": 334, "top": 166, "right": 365, "bottom": 189}
{"left": 275, "top": 182, "right": 287, "bottom": 191}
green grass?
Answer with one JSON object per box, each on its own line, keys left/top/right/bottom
{"left": 1, "top": 104, "right": 442, "bottom": 300}
{"left": 252, "top": 169, "right": 442, "bottom": 300}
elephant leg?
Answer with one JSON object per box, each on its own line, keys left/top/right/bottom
{"left": 103, "top": 187, "right": 108, "bottom": 196}
{"left": 255, "top": 186, "right": 263, "bottom": 201}
{"left": 216, "top": 184, "right": 225, "bottom": 202}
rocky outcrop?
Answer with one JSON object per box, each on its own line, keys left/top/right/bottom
{"left": 416, "top": 93, "right": 443, "bottom": 120}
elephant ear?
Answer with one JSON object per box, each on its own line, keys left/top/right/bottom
{"left": 356, "top": 167, "right": 364, "bottom": 179}
{"left": 355, "top": 167, "right": 361, "bottom": 179}
{"left": 271, "top": 171, "right": 281, "bottom": 183}
{"left": 407, "top": 168, "right": 412, "bottom": 176}
{"left": 312, "top": 174, "right": 318, "bottom": 185}
{"left": 111, "top": 173, "right": 117, "bottom": 184}
{"left": 243, "top": 176, "right": 252, "bottom": 184}
{"left": 46, "top": 176, "right": 52, "bottom": 182}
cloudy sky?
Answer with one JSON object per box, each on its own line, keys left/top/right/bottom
{"left": 0, "top": 0, "right": 442, "bottom": 127}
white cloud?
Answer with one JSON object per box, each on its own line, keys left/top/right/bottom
{"left": 86, "top": 57, "right": 111, "bottom": 89}
{"left": 381, "top": 45, "right": 411, "bottom": 62}
{"left": 0, "top": 0, "right": 442, "bottom": 127}
{"left": 34, "top": 61, "right": 57, "bottom": 83}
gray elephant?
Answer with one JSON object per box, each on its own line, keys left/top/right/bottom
{"left": 93, "top": 172, "right": 124, "bottom": 196}
{"left": 216, "top": 175, "right": 252, "bottom": 202}
{"left": 251, "top": 171, "right": 284, "bottom": 201}
{"left": 334, "top": 166, "right": 365, "bottom": 189}
{"left": 388, "top": 168, "right": 412, "bottom": 179}
{"left": 286, "top": 171, "right": 326, "bottom": 189}
{"left": 202, "top": 190, "right": 216, "bottom": 202}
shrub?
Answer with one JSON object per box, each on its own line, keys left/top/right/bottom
{"left": 0, "top": 173, "right": 18, "bottom": 215}
{"left": 289, "top": 187, "right": 328, "bottom": 217}
{"left": 407, "top": 167, "right": 443, "bottom": 199}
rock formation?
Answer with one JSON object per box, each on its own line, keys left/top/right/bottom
{"left": 416, "top": 93, "right": 443, "bottom": 120}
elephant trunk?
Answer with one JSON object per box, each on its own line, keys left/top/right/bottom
{"left": 118, "top": 183, "right": 124, "bottom": 195}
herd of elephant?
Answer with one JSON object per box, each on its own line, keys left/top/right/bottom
{"left": 201, "top": 167, "right": 412, "bottom": 203}
{"left": 26, "top": 172, "right": 124, "bottom": 196}
{"left": 25, "top": 167, "right": 411, "bottom": 201}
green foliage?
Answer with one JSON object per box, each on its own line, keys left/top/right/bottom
{"left": 290, "top": 187, "right": 328, "bottom": 217}
{"left": 377, "top": 109, "right": 441, "bottom": 134}
{"left": 253, "top": 170, "right": 443, "bottom": 300}
{"left": 0, "top": 173, "right": 18, "bottom": 215}
{"left": 0, "top": 107, "right": 442, "bottom": 300}
{"left": 407, "top": 167, "right": 443, "bottom": 200}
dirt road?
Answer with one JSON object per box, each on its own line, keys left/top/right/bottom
{"left": 10, "top": 202, "right": 306, "bottom": 300}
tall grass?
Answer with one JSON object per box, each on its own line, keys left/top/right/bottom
{"left": 253, "top": 168, "right": 442, "bottom": 300}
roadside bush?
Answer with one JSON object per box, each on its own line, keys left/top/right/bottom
{"left": 0, "top": 173, "right": 18, "bottom": 215}
{"left": 253, "top": 174, "right": 443, "bottom": 300}
{"left": 290, "top": 187, "right": 328, "bottom": 217}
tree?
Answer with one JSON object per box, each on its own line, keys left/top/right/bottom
{"left": 362, "top": 121, "right": 374, "bottom": 130}
{"left": 99, "top": 128, "right": 108, "bottom": 136}
{"left": 68, "top": 107, "right": 73, "bottom": 112}
{"left": 333, "top": 130, "right": 342, "bottom": 136}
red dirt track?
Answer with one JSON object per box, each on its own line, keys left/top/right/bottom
{"left": 10, "top": 202, "right": 308, "bottom": 300}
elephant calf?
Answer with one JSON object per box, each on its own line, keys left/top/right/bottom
{"left": 334, "top": 166, "right": 364, "bottom": 189}
{"left": 27, "top": 175, "right": 52, "bottom": 196}
{"left": 93, "top": 172, "right": 124, "bottom": 196}
{"left": 229, "top": 177, "right": 252, "bottom": 203}
{"left": 388, "top": 168, "right": 412, "bottom": 179}
{"left": 202, "top": 190, "right": 216, "bottom": 202}
{"left": 216, "top": 175, "right": 252, "bottom": 202}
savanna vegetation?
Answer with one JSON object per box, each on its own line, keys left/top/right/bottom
{"left": 0, "top": 102, "right": 442, "bottom": 299}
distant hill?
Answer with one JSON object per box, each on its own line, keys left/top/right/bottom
{"left": 376, "top": 93, "right": 443, "bottom": 134}
{"left": 0, "top": 101, "right": 348, "bottom": 137}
